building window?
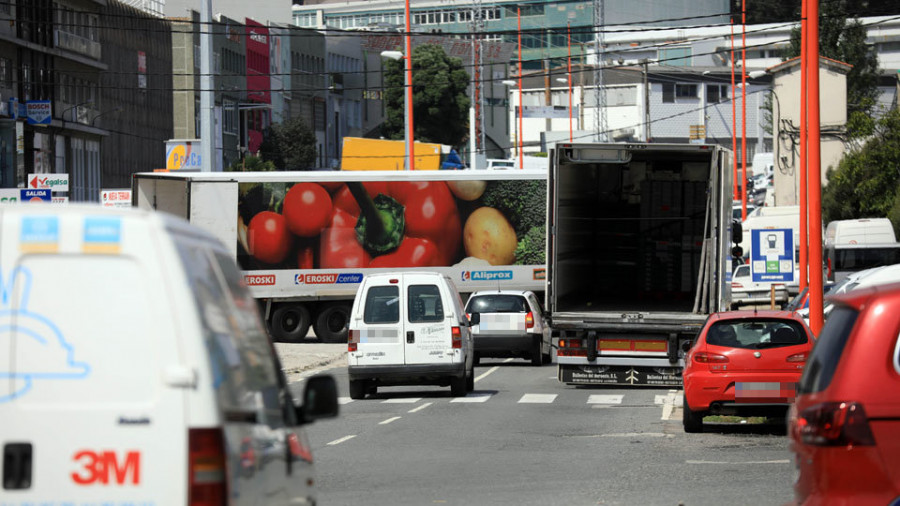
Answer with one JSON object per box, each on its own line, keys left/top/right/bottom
{"left": 662, "top": 83, "right": 675, "bottom": 103}
{"left": 675, "top": 84, "right": 697, "bottom": 99}
{"left": 707, "top": 84, "right": 728, "bottom": 103}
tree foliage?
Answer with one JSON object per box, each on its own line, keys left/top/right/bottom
{"left": 736, "top": 0, "right": 900, "bottom": 23}
{"left": 258, "top": 116, "right": 318, "bottom": 170}
{"left": 382, "top": 44, "right": 471, "bottom": 146}
{"left": 226, "top": 154, "right": 277, "bottom": 172}
{"left": 822, "top": 107, "right": 900, "bottom": 236}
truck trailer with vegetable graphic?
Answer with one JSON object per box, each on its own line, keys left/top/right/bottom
{"left": 133, "top": 170, "right": 547, "bottom": 343}
{"left": 548, "top": 143, "right": 733, "bottom": 386}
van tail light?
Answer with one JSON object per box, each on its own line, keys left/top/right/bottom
{"left": 786, "top": 352, "right": 807, "bottom": 363}
{"left": 525, "top": 312, "right": 534, "bottom": 329}
{"left": 558, "top": 338, "right": 587, "bottom": 357}
{"left": 451, "top": 326, "right": 462, "bottom": 349}
{"left": 795, "top": 402, "right": 875, "bottom": 447}
{"left": 189, "top": 428, "right": 228, "bottom": 506}
{"left": 692, "top": 352, "right": 729, "bottom": 363}
{"left": 348, "top": 329, "right": 359, "bottom": 352}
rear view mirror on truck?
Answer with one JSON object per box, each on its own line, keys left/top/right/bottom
{"left": 732, "top": 220, "right": 743, "bottom": 245}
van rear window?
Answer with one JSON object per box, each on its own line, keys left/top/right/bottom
{"left": 408, "top": 284, "right": 443, "bottom": 323}
{"left": 364, "top": 286, "right": 400, "bottom": 324}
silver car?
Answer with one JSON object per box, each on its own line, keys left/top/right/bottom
{"left": 464, "top": 290, "right": 551, "bottom": 366}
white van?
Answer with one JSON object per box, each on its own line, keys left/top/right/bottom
{"left": 824, "top": 218, "right": 897, "bottom": 246}
{"left": 0, "top": 204, "right": 337, "bottom": 505}
{"left": 347, "top": 271, "right": 474, "bottom": 399}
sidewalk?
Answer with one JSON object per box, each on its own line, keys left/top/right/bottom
{"left": 275, "top": 341, "right": 346, "bottom": 384}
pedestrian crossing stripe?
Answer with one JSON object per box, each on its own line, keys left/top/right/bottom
{"left": 450, "top": 393, "right": 492, "bottom": 403}
{"left": 518, "top": 393, "right": 557, "bottom": 403}
{"left": 337, "top": 391, "right": 681, "bottom": 406}
{"left": 587, "top": 394, "right": 623, "bottom": 404}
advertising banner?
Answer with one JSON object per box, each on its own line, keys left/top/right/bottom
{"left": 751, "top": 228, "right": 795, "bottom": 283}
{"left": 20, "top": 189, "right": 51, "bottom": 202}
{"left": 28, "top": 173, "right": 69, "bottom": 192}
{"left": 26, "top": 101, "right": 52, "bottom": 125}
{"left": 101, "top": 189, "right": 133, "bottom": 208}
{"left": 165, "top": 140, "right": 202, "bottom": 171}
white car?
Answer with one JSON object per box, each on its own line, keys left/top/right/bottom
{"left": 730, "top": 264, "right": 789, "bottom": 308}
{"left": 464, "top": 290, "right": 551, "bottom": 366}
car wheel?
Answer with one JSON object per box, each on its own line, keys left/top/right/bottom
{"left": 531, "top": 336, "right": 543, "bottom": 366}
{"left": 349, "top": 379, "right": 367, "bottom": 400}
{"left": 450, "top": 375, "right": 467, "bottom": 397}
{"left": 270, "top": 304, "right": 311, "bottom": 342}
{"left": 683, "top": 394, "right": 705, "bottom": 433}
{"left": 466, "top": 365, "right": 474, "bottom": 392}
{"left": 314, "top": 303, "right": 351, "bottom": 343}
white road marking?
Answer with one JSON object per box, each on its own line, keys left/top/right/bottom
{"left": 601, "top": 432, "right": 672, "bottom": 438}
{"left": 518, "top": 393, "right": 557, "bottom": 403}
{"left": 326, "top": 435, "right": 356, "bottom": 446}
{"left": 475, "top": 366, "right": 500, "bottom": 382}
{"left": 587, "top": 394, "right": 623, "bottom": 404}
{"left": 408, "top": 402, "right": 432, "bottom": 413}
{"left": 379, "top": 416, "right": 401, "bottom": 425}
{"left": 382, "top": 398, "right": 422, "bottom": 403}
{"left": 686, "top": 460, "right": 790, "bottom": 465}
{"left": 338, "top": 397, "right": 354, "bottom": 405}
{"left": 657, "top": 390, "right": 681, "bottom": 420}
{"left": 450, "top": 393, "right": 493, "bottom": 403}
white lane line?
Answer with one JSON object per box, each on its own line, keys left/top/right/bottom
{"left": 658, "top": 390, "right": 681, "bottom": 420}
{"left": 519, "top": 393, "right": 557, "bottom": 404}
{"left": 450, "top": 393, "right": 492, "bottom": 403}
{"left": 379, "top": 416, "right": 401, "bottom": 425}
{"left": 327, "top": 435, "right": 356, "bottom": 446}
{"left": 601, "top": 432, "right": 670, "bottom": 438}
{"left": 408, "top": 402, "right": 432, "bottom": 413}
{"left": 475, "top": 366, "right": 500, "bottom": 382}
{"left": 338, "top": 397, "right": 354, "bottom": 405}
{"left": 382, "top": 398, "right": 422, "bottom": 404}
{"left": 686, "top": 460, "right": 790, "bottom": 465}
{"left": 587, "top": 394, "right": 623, "bottom": 404}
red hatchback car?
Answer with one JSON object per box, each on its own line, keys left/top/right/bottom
{"left": 683, "top": 310, "right": 814, "bottom": 433}
{"left": 789, "top": 283, "right": 900, "bottom": 504}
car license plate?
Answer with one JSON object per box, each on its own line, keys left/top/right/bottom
{"left": 735, "top": 382, "right": 796, "bottom": 401}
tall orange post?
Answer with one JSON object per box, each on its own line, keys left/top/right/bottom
{"left": 799, "top": 0, "right": 809, "bottom": 292}
{"left": 741, "top": 0, "right": 748, "bottom": 221}
{"left": 807, "top": 0, "right": 824, "bottom": 334}
{"left": 518, "top": 8, "right": 523, "bottom": 169}
{"left": 731, "top": 19, "right": 738, "bottom": 202}
{"left": 404, "top": 0, "right": 415, "bottom": 170}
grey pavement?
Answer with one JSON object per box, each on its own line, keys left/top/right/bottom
{"left": 275, "top": 341, "right": 347, "bottom": 384}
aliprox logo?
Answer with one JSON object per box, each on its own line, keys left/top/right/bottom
{"left": 461, "top": 270, "right": 513, "bottom": 282}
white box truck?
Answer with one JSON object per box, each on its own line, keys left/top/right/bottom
{"left": 133, "top": 170, "right": 547, "bottom": 343}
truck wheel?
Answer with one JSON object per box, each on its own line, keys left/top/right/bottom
{"left": 450, "top": 374, "right": 467, "bottom": 397}
{"left": 349, "top": 379, "right": 367, "bottom": 400}
{"left": 270, "top": 305, "right": 310, "bottom": 342}
{"left": 314, "top": 303, "right": 351, "bottom": 343}
{"left": 683, "top": 394, "right": 705, "bottom": 433}
{"left": 531, "top": 337, "right": 543, "bottom": 366}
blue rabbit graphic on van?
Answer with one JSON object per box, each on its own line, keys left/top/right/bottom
{"left": 0, "top": 267, "right": 90, "bottom": 403}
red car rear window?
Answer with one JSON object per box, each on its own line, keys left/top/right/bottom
{"left": 707, "top": 319, "right": 808, "bottom": 349}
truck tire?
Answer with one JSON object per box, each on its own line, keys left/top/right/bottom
{"left": 270, "top": 304, "right": 311, "bottom": 342}
{"left": 683, "top": 394, "right": 705, "bottom": 433}
{"left": 349, "top": 379, "right": 367, "bottom": 400}
{"left": 450, "top": 374, "right": 467, "bottom": 397}
{"left": 313, "top": 303, "right": 351, "bottom": 343}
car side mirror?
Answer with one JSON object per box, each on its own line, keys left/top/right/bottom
{"left": 468, "top": 313, "right": 480, "bottom": 326}
{"left": 296, "top": 375, "right": 339, "bottom": 424}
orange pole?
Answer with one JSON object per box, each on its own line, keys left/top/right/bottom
{"left": 518, "top": 8, "right": 523, "bottom": 169}
{"left": 405, "top": 0, "right": 415, "bottom": 170}
{"left": 799, "top": 0, "right": 809, "bottom": 292}
{"left": 568, "top": 24, "right": 573, "bottom": 142}
{"left": 741, "top": 1, "right": 748, "bottom": 221}
{"left": 807, "top": 0, "right": 824, "bottom": 333}
{"left": 731, "top": 19, "right": 738, "bottom": 202}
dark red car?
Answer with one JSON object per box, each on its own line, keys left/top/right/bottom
{"left": 789, "top": 282, "right": 900, "bottom": 504}
{"left": 683, "top": 310, "right": 814, "bottom": 433}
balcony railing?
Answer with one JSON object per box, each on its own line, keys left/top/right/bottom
{"left": 54, "top": 29, "right": 101, "bottom": 60}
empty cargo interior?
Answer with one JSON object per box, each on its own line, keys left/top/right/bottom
{"left": 553, "top": 149, "right": 712, "bottom": 312}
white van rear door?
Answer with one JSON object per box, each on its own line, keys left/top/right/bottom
{"left": 0, "top": 214, "right": 186, "bottom": 504}
{"left": 353, "top": 282, "right": 405, "bottom": 367}
{"left": 403, "top": 278, "right": 454, "bottom": 365}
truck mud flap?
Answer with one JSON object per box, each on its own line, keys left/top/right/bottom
{"left": 559, "top": 365, "right": 682, "bottom": 387}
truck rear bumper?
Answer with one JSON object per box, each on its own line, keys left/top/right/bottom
{"left": 558, "top": 363, "right": 682, "bottom": 387}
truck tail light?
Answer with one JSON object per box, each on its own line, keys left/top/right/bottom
{"left": 794, "top": 402, "right": 875, "bottom": 447}
{"left": 451, "top": 326, "right": 462, "bottom": 348}
{"left": 692, "top": 352, "right": 729, "bottom": 363}
{"left": 348, "top": 329, "right": 359, "bottom": 352}
{"left": 558, "top": 338, "right": 587, "bottom": 357}
{"left": 525, "top": 312, "right": 534, "bottom": 329}
{"left": 189, "top": 428, "right": 228, "bottom": 506}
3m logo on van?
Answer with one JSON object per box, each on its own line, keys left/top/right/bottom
{"left": 244, "top": 275, "right": 276, "bottom": 286}
{"left": 461, "top": 270, "right": 513, "bottom": 282}
{"left": 294, "top": 273, "right": 363, "bottom": 284}
{"left": 72, "top": 450, "right": 141, "bottom": 485}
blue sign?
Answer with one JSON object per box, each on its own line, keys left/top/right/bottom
{"left": 20, "top": 189, "right": 51, "bottom": 202}
{"left": 750, "top": 228, "right": 795, "bottom": 283}
{"left": 25, "top": 100, "right": 52, "bottom": 125}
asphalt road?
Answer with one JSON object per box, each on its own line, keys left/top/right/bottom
{"left": 287, "top": 355, "right": 796, "bottom": 506}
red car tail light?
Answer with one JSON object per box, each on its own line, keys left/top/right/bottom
{"left": 558, "top": 338, "right": 587, "bottom": 357}
{"left": 692, "top": 352, "right": 729, "bottom": 363}
{"left": 189, "top": 428, "right": 228, "bottom": 506}
{"left": 348, "top": 329, "right": 359, "bottom": 352}
{"left": 525, "top": 312, "right": 534, "bottom": 329}
{"left": 451, "top": 326, "right": 462, "bottom": 348}
{"left": 795, "top": 402, "right": 876, "bottom": 447}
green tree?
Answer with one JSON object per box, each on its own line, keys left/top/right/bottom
{"left": 258, "top": 116, "right": 318, "bottom": 170}
{"left": 784, "top": 0, "right": 881, "bottom": 134}
{"left": 226, "top": 154, "right": 277, "bottom": 172}
{"left": 383, "top": 44, "right": 471, "bottom": 146}
{"left": 822, "top": 107, "right": 900, "bottom": 236}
